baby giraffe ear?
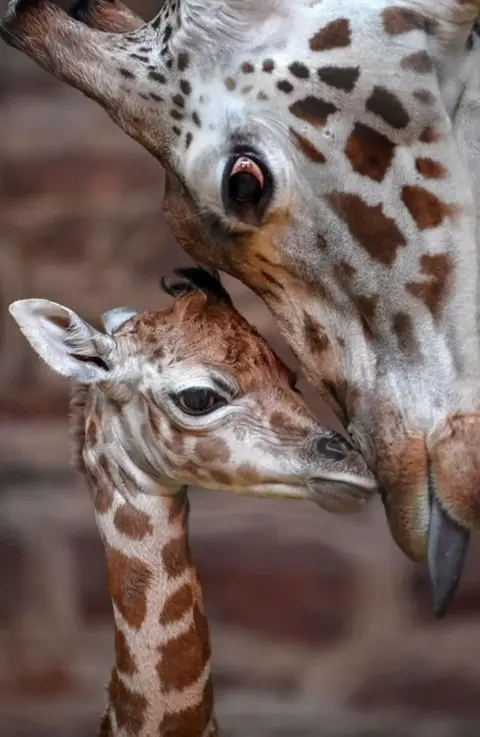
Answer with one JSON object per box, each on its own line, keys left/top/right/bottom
{"left": 9, "top": 299, "right": 115, "bottom": 384}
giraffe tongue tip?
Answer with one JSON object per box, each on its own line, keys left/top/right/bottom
{"left": 427, "top": 494, "right": 470, "bottom": 618}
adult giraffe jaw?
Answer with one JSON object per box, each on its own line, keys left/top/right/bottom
{"left": 2, "top": 0, "right": 480, "bottom": 618}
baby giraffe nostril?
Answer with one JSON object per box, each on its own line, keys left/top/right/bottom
{"left": 315, "top": 433, "right": 352, "bottom": 460}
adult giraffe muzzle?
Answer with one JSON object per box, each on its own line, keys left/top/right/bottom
{"left": 2, "top": 0, "right": 480, "bottom": 616}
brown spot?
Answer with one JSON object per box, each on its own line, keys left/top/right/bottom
{"left": 262, "top": 59, "right": 275, "bottom": 73}
{"left": 336, "top": 336, "right": 346, "bottom": 348}
{"left": 289, "top": 62, "right": 310, "bottom": 79}
{"left": 317, "top": 65, "right": 359, "bottom": 92}
{"left": 241, "top": 85, "right": 253, "bottom": 95}
{"left": 172, "top": 93, "right": 185, "bottom": 108}
{"left": 413, "top": 88, "right": 436, "bottom": 105}
{"left": 86, "top": 417, "right": 98, "bottom": 446}
{"left": 210, "top": 470, "right": 232, "bottom": 486}
{"left": 355, "top": 295, "right": 378, "bottom": 325}
{"left": 278, "top": 80, "right": 294, "bottom": 93}
{"left": 92, "top": 454, "right": 115, "bottom": 514}
{"left": 289, "top": 96, "right": 337, "bottom": 127}
{"left": 406, "top": 253, "right": 452, "bottom": 317}
{"left": 241, "top": 62, "right": 254, "bottom": 74}
{"left": 329, "top": 193, "right": 406, "bottom": 266}
{"left": 310, "top": 19, "right": 351, "bottom": 51}
{"left": 177, "top": 52, "right": 190, "bottom": 72}
{"left": 106, "top": 548, "right": 152, "bottom": 629}
{"left": 401, "top": 51, "right": 433, "bottom": 73}
{"left": 113, "top": 503, "right": 153, "bottom": 541}
{"left": 108, "top": 670, "right": 147, "bottom": 733}
{"left": 366, "top": 86, "right": 410, "bottom": 129}
{"left": 119, "top": 68, "right": 135, "bottom": 79}
{"left": 170, "top": 108, "right": 184, "bottom": 121}
{"left": 185, "top": 132, "right": 193, "bottom": 149}
{"left": 130, "top": 53, "right": 149, "bottom": 63}
{"left": 270, "top": 410, "right": 295, "bottom": 436}
{"left": 419, "top": 126, "right": 440, "bottom": 143}
{"left": 382, "top": 7, "right": 437, "bottom": 35}
{"left": 150, "top": 92, "right": 163, "bottom": 102}
{"left": 415, "top": 158, "right": 446, "bottom": 179}
{"left": 258, "top": 269, "right": 285, "bottom": 294}
{"left": 236, "top": 464, "right": 261, "bottom": 483}
{"left": 317, "top": 234, "right": 328, "bottom": 250}
{"left": 195, "top": 437, "right": 229, "bottom": 464}
{"left": 160, "top": 582, "right": 194, "bottom": 625}
{"left": 180, "top": 79, "right": 192, "bottom": 95}
{"left": 290, "top": 128, "right": 326, "bottom": 163}
{"left": 257, "top": 91, "right": 268, "bottom": 101}
{"left": 148, "top": 70, "right": 166, "bottom": 83}
{"left": 158, "top": 616, "right": 208, "bottom": 691}
{"left": 172, "top": 125, "right": 181, "bottom": 136}
{"left": 115, "top": 629, "right": 137, "bottom": 676}
{"left": 335, "top": 260, "right": 357, "bottom": 281}
{"left": 392, "top": 312, "right": 418, "bottom": 353}
{"left": 162, "top": 534, "right": 190, "bottom": 579}
{"left": 345, "top": 122, "right": 396, "bottom": 182}
{"left": 303, "top": 312, "right": 330, "bottom": 353}
{"left": 402, "top": 186, "right": 453, "bottom": 229}
{"left": 192, "top": 111, "right": 201, "bottom": 127}
{"left": 159, "top": 678, "right": 214, "bottom": 734}
{"left": 225, "top": 77, "right": 236, "bottom": 90}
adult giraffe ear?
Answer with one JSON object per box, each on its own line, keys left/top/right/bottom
{"left": 9, "top": 299, "right": 115, "bottom": 384}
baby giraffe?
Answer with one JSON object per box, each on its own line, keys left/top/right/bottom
{"left": 9, "top": 267, "right": 376, "bottom": 736}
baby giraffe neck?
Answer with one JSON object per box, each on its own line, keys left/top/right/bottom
{"left": 86, "top": 444, "right": 217, "bottom": 737}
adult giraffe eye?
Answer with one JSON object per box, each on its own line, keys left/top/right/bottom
{"left": 174, "top": 388, "right": 226, "bottom": 415}
{"left": 222, "top": 151, "right": 274, "bottom": 225}
{"left": 228, "top": 157, "right": 265, "bottom": 204}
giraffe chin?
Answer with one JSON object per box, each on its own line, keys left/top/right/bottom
{"left": 427, "top": 492, "right": 470, "bottom": 619}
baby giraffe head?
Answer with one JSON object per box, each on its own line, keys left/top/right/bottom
{"left": 8, "top": 267, "right": 376, "bottom": 512}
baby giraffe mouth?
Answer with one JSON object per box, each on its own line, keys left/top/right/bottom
{"left": 427, "top": 474, "right": 470, "bottom": 618}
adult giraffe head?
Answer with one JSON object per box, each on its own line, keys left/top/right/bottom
{"left": 2, "top": 0, "right": 480, "bottom": 615}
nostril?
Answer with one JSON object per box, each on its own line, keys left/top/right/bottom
{"left": 315, "top": 433, "right": 352, "bottom": 460}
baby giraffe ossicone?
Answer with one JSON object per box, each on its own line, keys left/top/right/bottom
{"left": 9, "top": 268, "right": 375, "bottom": 737}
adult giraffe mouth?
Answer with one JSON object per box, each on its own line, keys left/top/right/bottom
{"left": 427, "top": 475, "right": 470, "bottom": 618}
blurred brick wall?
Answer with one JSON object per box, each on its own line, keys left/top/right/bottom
{"left": 2, "top": 2, "right": 480, "bottom": 735}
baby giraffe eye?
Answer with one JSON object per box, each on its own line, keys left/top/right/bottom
{"left": 174, "top": 387, "right": 226, "bottom": 415}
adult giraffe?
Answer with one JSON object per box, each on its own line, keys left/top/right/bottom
{"left": 2, "top": 0, "right": 480, "bottom": 615}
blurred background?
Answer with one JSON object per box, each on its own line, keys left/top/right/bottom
{"left": 2, "top": 1, "right": 480, "bottom": 735}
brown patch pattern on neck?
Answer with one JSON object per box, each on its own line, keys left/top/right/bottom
{"left": 162, "top": 534, "right": 192, "bottom": 578}
{"left": 113, "top": 503, "right": 154, "bottom": 541}
{"left": 106, "top": 547, "right": 153, "bottom": 629}
{"left": 402, "top": 186, "right": 454, "bottom": 229}
{"left": 157, "top": 611, "right": 208, "bottom": 692}
{"left": 159, "top": 677, "right": 215, "bottom": 736}
{"left": 406, "top": 253, "right": 452, "bottom": 318}
{"left": 160, "top": 582, "right": 194, "bottom": 625}
{"left": 108, "top": 669, "right": 148, "bottom": 733}
{"left": 114, "top": 629, "right": 137, "bottom": 676}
